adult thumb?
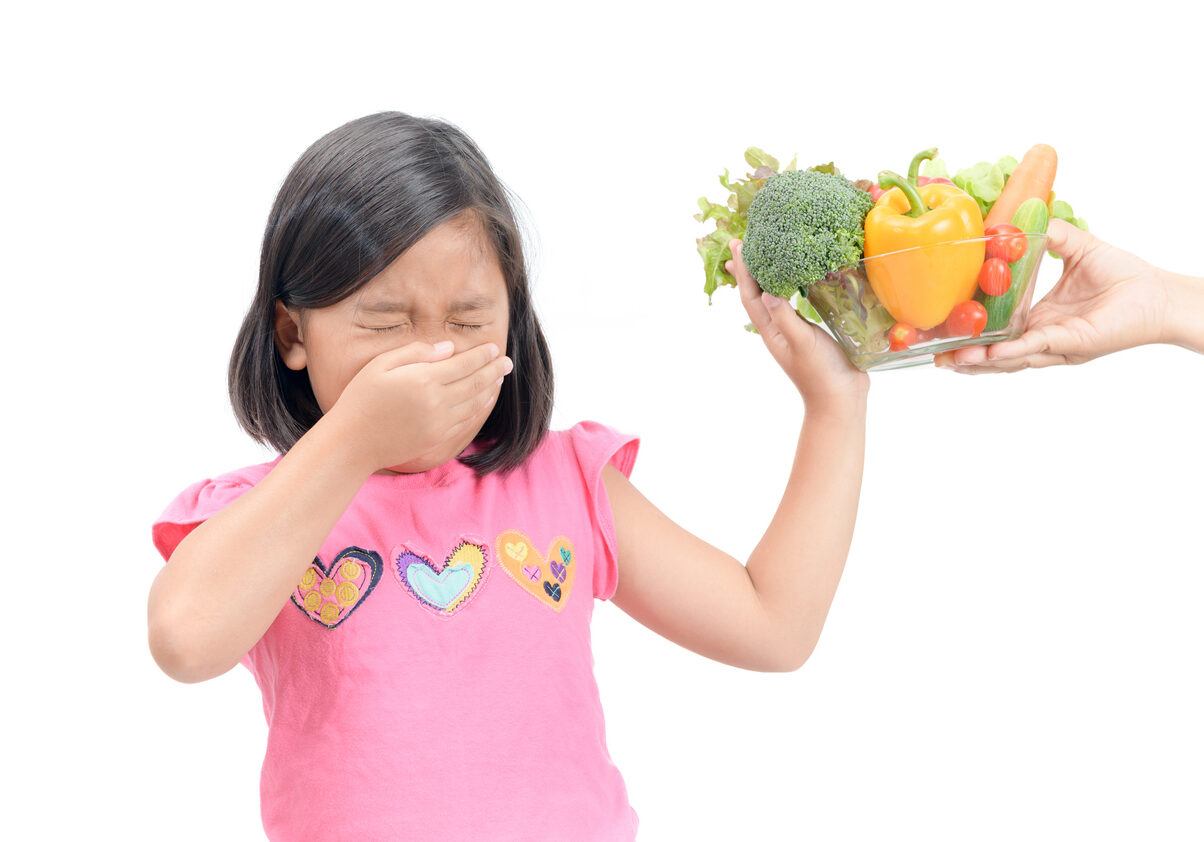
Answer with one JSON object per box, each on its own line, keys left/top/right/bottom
{"left": 1045, "top": 217, "right": 1094, "bottom": 262}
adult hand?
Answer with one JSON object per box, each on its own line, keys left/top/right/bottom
{"left": 937, "top": 219, "right": 1200, "bottom": 372}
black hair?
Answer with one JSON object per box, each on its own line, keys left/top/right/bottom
{"left": 228, "top": 112, "right": 553, "bottom": 475}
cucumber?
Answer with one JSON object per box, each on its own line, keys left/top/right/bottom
{"left": 980, "top": 198, "right": 1050, "bottom": 332}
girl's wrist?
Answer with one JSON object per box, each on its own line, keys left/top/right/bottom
{"left": 802, "top": 385, "right": 870, "bottom": 423}
{"left": 308, "top": 408, "right": 385, "bottom": 481}
{"left": 1158, "top": 269, "right": 1204, "bottom": 353}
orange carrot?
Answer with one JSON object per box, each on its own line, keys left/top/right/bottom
{"left": 984, "top": 143, "right": 1058, "bottom": 229}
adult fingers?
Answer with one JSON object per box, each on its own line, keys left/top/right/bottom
{"left": 941, "top": 345, "right": 988, "bottom": 366}
{"left": 940, "top": 321, "right": 1075, "bottom": 370}
{"left": 984, "top": 322, "right": 1088, "bottom": 363}
{"left": 946, "top": 352, "right": 1067, "bottom": 374}
{"left": 1045, "top": 218, "right": 1095, "bottom": 263}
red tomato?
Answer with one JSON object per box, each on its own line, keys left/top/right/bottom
{"left": 985, "top": 223, "right": 1027, "bottom": 263}
{"left": 977, "top": 258, "right": 1012, "bottom": 297}
{"left": 889, "top": 322, "right": 917, "bottom": 350}
{"left": 944, "top": 300, "right": 988, "bottom": 338}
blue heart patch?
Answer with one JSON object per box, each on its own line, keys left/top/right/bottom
{"left": 407, "top": 562, "right": 474, "bottom": 609}
{"left": 391, "top": 540, "right": 489, "bottom": 617}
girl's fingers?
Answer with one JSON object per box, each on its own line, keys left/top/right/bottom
{"left": 446, "top": 378, "right": 504, "bottom": 440}
{"left": 728, "top": 240, "right": 775, "bottom": 335}
{"left": 727, "top": 239, "right": 818, "bottom": 359}
{"left": 428, "top": 342, "right": 503, "bottom": 384}
{"left": 446, "top": 353, "right": 513, "bottom": 408}
{"left": 376, "top": 340, "right": 457, "bottom": 371}
{"left": 761, "top": 290, "right": 814, "bottom": 348}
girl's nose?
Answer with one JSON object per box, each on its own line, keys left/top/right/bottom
{"left": 414, "top": 321, "right": 453, "bottom": 346}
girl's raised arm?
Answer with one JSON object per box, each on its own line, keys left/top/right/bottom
{"left": 607, "top": 241, "right": 868, "bottom": 671}
{"left": 148, "top": 341, "right": 510, "bottom": 683}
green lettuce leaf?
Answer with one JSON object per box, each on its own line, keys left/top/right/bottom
{"left": 696, "top": 150, "right": 780, "bottom": 301}
{"left": 953, "top": 161, "right": 1006, "bottom": 217}
{"left": 695, "top": 149, "right": 820, "bottom": 327}
{"left": 919, "top": 157, "right": 950, "bottom": 180}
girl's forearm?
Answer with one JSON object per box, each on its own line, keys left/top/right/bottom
{"left": 745, "top": 395, "right": 868, "bottom": 670}
{"left": 148, "top": 412, "right": 376, "bottom": 683}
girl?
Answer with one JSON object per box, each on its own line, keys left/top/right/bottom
{"left": 148, "top": 112, "right": 869, "bottom": 840}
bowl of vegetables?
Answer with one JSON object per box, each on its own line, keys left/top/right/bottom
{"left": 696, "top": 145, "right": 1085, "bottom": 371}
{"left": 812, "top": 228, "right": 1048, "bottom": 370}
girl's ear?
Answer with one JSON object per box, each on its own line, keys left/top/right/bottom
{"left": 273, "top": 301, "right": 307, "bottom": 371}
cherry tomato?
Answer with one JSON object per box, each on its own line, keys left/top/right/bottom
{"left": 977, "top": 258, "right": 1012, "bottom": 297}
{"left": 915, "top": 324, "right": 944, "bottom": 343}
{"left": 985, "top": 223, "right": 1027, "bottom": 263}
{"left": 889, "top": 322, "right": 917, "bottom": 350}
{"left": 944, "top": 300, "right": 988, "bottom": 338}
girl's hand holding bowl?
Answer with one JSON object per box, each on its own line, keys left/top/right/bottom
{"left": 728, "top": 239, "right": 870, "bottom": 408}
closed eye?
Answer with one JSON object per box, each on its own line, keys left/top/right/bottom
{"left": 360, "top": 319, "right": 488, "bottom": 334}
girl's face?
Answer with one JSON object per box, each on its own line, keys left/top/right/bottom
{"left": 275, "top": 211, "right": 510, "bottom": 472}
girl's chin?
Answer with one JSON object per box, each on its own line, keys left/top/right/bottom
{"left": 379, "top": 441, "right": 473, "bottom": 476}
{"left": 380, "top": 456, "right": 448, "bottom": 475}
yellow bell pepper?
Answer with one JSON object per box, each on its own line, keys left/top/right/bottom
{"left": 863, "top": 168, "right": 985, "bottom": 330}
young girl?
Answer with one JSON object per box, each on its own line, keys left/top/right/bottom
{"left": 148, "top": 112, "right": 869, "bottom": 840}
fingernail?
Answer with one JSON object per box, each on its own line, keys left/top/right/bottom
{"left": 434, "top": 341, "right": 454, "bottom": 353}
{"left": 761, "top": 292, "right": 782, "bottom": 309}
{"left": 495, "top": 376, "right": 504, "bottom": 386}
{"left": 502, "top": 357, "right": 513, "bottom": 374}
{"left": 488, "top": 343, "right": 499, "bottom": 359}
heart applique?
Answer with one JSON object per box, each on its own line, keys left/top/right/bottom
{"left": 495, "top": 530, "right": 575, "bottom": 612}
{"left": 392, "top": 539, "right": 489, "bottom": 618}
{"left": 291, "top": 547, "right": 383, "bottom": 629}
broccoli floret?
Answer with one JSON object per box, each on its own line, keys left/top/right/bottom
{"left": 741, "top": 169, "right": 873, "bottom": 298}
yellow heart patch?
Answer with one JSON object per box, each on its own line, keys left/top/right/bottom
{"left": 495, "top": 530, "right": 575, "bottom": 611}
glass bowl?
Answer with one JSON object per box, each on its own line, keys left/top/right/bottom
{"left": 803, "top": 233, "right": 1049, "bottom": 371}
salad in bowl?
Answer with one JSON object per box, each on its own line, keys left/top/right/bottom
{"left": 696, "top": 145, "right": 1087, "bottom": 371}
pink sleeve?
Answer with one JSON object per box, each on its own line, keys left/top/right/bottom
{"left": 151, "top": 476, "right": 256, "bottom": 562}
{"left": 568, "top": 421, "right": 639, "bottom": 601}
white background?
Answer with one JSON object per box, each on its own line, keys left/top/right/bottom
{"left": 5, "top": 2, "right": 1202, "bottom": 839}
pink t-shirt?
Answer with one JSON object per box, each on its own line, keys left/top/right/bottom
{"left": 153, "top": 421, "right": 640, "bottom": 841}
